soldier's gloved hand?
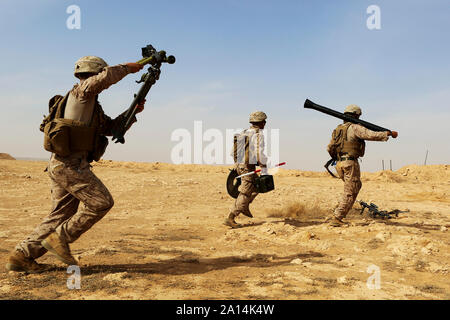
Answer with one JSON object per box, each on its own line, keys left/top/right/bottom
{"left": 126, "top": 62, "right": 143, "bottom": 73}
{"left": 388, "top": 131, "right": 398, "bottom": 138}
{"left": 260, "top": 167, "right": 269, "bottom": 175}
{"left": 135, "top": 99, "right": 146, "bottom": 114}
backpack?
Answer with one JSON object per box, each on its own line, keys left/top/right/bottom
{"left": 40, "top": 93, "right": 72, "bottom": 156}
{"left": 232, "top": 128, "right": 262, "bottom": 164}
{"left": 40, "top": 93, "right": 68, "bottom": 133}
{"left": 327, "top": 124, "right": 347, "bottom": 160}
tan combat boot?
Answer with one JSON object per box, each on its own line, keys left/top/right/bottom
{"left": 5, "top": 250, "right": 48, "bottom": 273}
{"left": 224, "top": 212, "right": 241, "bottom": 228}
{"left": 329, "top": 216, "right": 349, "bottom": 227}
{"left": 41, "top": 232, "right": 78, "bottom": 265}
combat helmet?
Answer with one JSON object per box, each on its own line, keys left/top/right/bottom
{"left": 74, "top": 56, "right": 108, "bottom": 78}
{"left": 249, "top": 111, "right": 267, "bottom": 123}
{"left": 344, "top": 104, "right": 362, "bottom": 116}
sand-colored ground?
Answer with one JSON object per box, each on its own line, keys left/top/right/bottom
{"left": 0, "top": 158, "right": 448, "bottom": 300}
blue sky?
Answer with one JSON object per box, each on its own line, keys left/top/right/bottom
{"left": 0, "top": 0, "right": 449, "bottom": 171}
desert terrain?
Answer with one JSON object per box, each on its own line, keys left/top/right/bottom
{"left": 0, "top": 156, "right": 448, "bottom": 300}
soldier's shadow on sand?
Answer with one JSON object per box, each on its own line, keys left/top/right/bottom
{"left": 229, "top": 219, "right": 324, "bottom": 229}
{"left": 273, "top": 219, "right": 324, "bottom": 228}
{"left": 233, "top": 221, "right": 266, "bottom": 229}
{"left": 380, "top": 220, "right": 446, "bottom": 231}
{"left": 78, "top": 251, "right": 325, "bottom": 276}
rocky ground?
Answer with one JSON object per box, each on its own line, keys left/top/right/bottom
{"left": 0, "top": 158, "right": 448, "bottom": 300}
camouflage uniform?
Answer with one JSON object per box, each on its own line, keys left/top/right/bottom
{"left": 329, "top": 123, "right": 389, "bottom": 220}
{"left": 15, "top": 64, "right": 135, "bottom": 259}
{"left": 229, "top": 125, "right": 267, "bottom": 219}
{"left": 230, "top": 163, "right": 259, "bottom": 218}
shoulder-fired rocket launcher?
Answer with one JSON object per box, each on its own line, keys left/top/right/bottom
{"left": 303, "top": 99, "right": 398, "bottom": 178}
{"left": 303, "top": 99, "right": 398, "bottom": 137}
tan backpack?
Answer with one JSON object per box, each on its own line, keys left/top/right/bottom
{"left": 40, "top": 93, "right": 72, "bottom": 156}
{"left": 232, "top": 128, "right": 261, "bottom": 165}
{"left": 328, "top": 123, "right": 365, "bottom": 159}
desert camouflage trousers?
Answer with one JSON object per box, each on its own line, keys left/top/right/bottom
{"left": 333, "top": 159, "right": 362, "bottom": 220}
{"left": 16, "top": 154, "right": 114, "bottom": 259}
{"left": 230, "top": 164, "right": 258, "bottom": 217}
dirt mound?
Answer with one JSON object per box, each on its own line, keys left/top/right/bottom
{"left": 397, "top": 164, "right": 450, "bottom": 182}
{"left": 363, "top": 170, "right": 406, "bottom": 183}
{"left": 362, "top": 164, "right": 449, "bottom": 183}
{"left": 0, "top": 153, "right": 15, "bottom": 160}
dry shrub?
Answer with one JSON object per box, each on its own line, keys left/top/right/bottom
{"left": 415, "top": 285, "right": 444, "bottom": 294}
{"left": 266, "top": 201, "right": 329, "bottom": 220}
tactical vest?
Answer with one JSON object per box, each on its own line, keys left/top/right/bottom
{"left": 41, "top": 92, "right": 108, "bottom": 162}
{"left": 329, "top": 122, "right": 365, "bottom": 159}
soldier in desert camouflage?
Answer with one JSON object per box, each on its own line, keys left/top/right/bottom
{"left": 327, "top": 104, "right": 397, "bottom": 227}
{"left": 225, "top": 111, "right": 269, "bottom": 228}
{"left": 6, "top": 56, "right": 145, "bottom": 272}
